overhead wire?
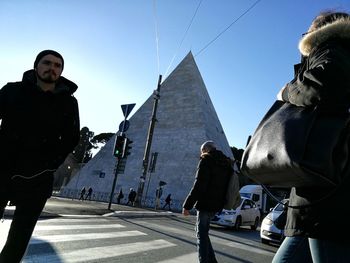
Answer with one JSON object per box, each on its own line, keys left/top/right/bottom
{"left": 195, "top": 0, "right": 262, "bottom": 57}
{"left": 164, "top": 0, "right": 203, "bottom": 77}
{"left": 153, "top": 0, "right": 160, "bottom": 75}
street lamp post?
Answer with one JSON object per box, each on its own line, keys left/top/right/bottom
{"left": 136, "top": 75, "right": 162, "bottom": 206}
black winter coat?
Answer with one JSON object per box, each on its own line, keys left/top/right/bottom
{"left": 282, "top": 18, "right": 350, "bottom": 241}
{"left": 183, "top": 150, "right": 232, "bottom": 213}
{"left": 0, "top": 70, "right": 80, "bottom": 200}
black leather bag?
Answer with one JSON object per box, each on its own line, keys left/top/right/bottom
{"left": 241, "top": 100, "right": 350, "bottom": 188}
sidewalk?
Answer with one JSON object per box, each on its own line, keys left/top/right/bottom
{"left": 4, "top": 196, "right": 182, "bottom": 219}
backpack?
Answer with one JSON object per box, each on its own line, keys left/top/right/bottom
{"left": 223, "top": 161, "right": 241, "bottom": 210}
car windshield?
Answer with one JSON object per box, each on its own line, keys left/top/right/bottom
{"left": 240, "top": 193, "right": 250, "bottom": 199}
{"left": 274, "top": 203, "right": 285, "bottom": 211}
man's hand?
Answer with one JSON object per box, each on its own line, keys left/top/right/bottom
{"left": 182, "top": 208, "right": 190, "bottom": 216}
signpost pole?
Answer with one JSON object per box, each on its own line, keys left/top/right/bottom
{"left": 108, "top": 103, "right": 136, "bottom": 210}
{"left": 108, "top": 159, "right": 120, "bottom": 210}
{"left": 136, "top": 75, "right": 162, "bottom": 206}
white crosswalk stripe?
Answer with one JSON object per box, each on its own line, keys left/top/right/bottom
{"left": 0, "top": 218, "right": 180, "bottom": 262}
{"left": 34, "top": 223, "right": 125, "bottom": 231}
{"left": 135, "top": 220, "right": 275, "bottom": 257}
{"left": 23, "top": 239, "right": 176, "bottom": 263}
{"left": 31, "top": 230, "right": 146, "bottom": 244}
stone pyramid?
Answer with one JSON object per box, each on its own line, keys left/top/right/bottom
{"left": 62, "top": 52, "right": 233, "bottom": 211}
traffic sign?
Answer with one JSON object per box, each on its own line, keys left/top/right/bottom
{"left": 119, "top": 120, "right": 130, "bottom": 132}
{"left": 121, "top": 103, "right": 136, "bottom": 119}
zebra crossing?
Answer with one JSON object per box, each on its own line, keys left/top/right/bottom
{"left": 0, "top": 217, "right": 197, "bottom": 263}
{"left": 0, "top": 216, "right": 275, "bottom": 262}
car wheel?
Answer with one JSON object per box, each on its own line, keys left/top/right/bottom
{"left": 251, "top": 217, "right": 259, "bottom": 230}
{"left": 234, "top": 216, "right": 242, "bottom": 230}
{"left": 261, "top": 238, "right": 269, "bottom": 244}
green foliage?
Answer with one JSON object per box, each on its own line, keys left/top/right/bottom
{"left": 91, "top": 133, "right": 114, "bottom": 144}
{"left": 72, "top": 127, "right": 114, "bottom": 163}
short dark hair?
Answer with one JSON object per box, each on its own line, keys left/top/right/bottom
{"left": 200, "top": 141, "right": 216, "bottom": 153}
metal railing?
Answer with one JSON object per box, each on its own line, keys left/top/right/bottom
{"left": 53, "top": 189, "right": 183, "bottom": 212}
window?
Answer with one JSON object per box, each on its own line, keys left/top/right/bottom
{"left": 252, "top": 194, "right": 260, "bottom": 202}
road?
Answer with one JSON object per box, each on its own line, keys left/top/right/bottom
{"left": 0, "top": 198, "right": 279, "bottom": 262}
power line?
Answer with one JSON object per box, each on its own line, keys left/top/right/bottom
{"left": 164, "top": 0, "right": 203, "bottom": 77}
{"left": 153, "top": 0, "right": 160, "bottom": 75}
{"left": 195, "top": 0, "right": 262, "bottom": 57}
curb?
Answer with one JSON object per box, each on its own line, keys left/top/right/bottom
{"left": 102, "top": 210, "right": 176, "bottom": 218}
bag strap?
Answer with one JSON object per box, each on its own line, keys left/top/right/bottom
{"left": 260, "top": 183, "right": 340, "bottom": 209}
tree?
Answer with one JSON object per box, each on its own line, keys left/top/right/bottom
{"left": 231, "top": 146, "right": 253, "bottom": 186}
{"left": 91, "top": 132, "right": 114, "bottom": 145}
{"left": 53, "top": 128, "right": 114, "bottom": 190}
{"left": 72, "top": 127, "right": 94, "bottom": 164}
{"left": 231, "top": 146, "right": 244, "bottom": 167}
{"left": 72, "top": 129, "right": 114, "bottom": 163}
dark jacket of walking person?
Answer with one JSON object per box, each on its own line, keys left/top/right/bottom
{"left": 0, "top": 50, "right": 80, "bottom": 263}
{"left": 162, "top": 194, "right": 172, "bottom": 210}
{"left": 85, "top": 187, "right": 93, "bottom": 200}
{"left": 79, "top": 187, "right": 86, "bottom": 201}
{"left": 117, "top": 189, "right": 124, "bottom": 204}
{"left": 272, "top": 11, "right": 350, "bottom": 263}
{"left": 127, "top": 188, "right": 136, "bottom": 206}
{"left": 182, "top": 141, "right": 232, "bottom": 263}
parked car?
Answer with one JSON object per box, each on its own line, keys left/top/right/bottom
{"left": 211, "top": 197, "right": 260, "bottom": 230}
{"left": 260, "top": 199, "right": 288, "bottom": 244}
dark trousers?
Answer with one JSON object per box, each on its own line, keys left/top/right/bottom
{"left": 196, "top": 211, "right": 217, "bottom": 263}
{"left": 0, "top": 197, "right": 47, "bottom": 263}
{"left": 162, "top": 202, "right": 171, "bottom": 210}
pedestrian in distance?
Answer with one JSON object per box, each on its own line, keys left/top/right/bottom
{"left": 182, "top": 141, "right": 233, "bottom": 263}
{"left": 0, "top": 50, "right": 80, "bottom": 263}
{"left": 116, "top": 189, "right": 124, "bottom": 204}
{"left": 126, "top": 188, "right": 136, "bottom": 206}
{"left": 79, "top": 187, "right": 86, "bottom": 201}
{"left": 85, "top": 187, "right": 93, "bottom": 201}
{"left": 162, "top": 194, "right": 172, "bottom": 211}
{"left": 272, "top": 11, "right": 350, "bottom": 263}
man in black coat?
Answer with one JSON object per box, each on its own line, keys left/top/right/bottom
{"left": 183, "top": 141, "right": 232, "bottom": 263}
{"left": 0, "top": 50, "right": 80, "bottom": 262}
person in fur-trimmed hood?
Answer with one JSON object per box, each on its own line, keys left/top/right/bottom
{"left": 273, "top": 11, "right": 350, "bottom": 263}
{"left": 0, "top": 50, "right": 80, "bottom": 262}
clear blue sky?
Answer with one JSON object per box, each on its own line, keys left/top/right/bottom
{"left": 1, "top": 0, "right": 349, "bottom": 149}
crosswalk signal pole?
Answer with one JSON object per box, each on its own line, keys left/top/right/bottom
{"left": 136, "top": 75, "right": 162, "bottom": 206}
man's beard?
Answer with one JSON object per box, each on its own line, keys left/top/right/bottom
{"left": 36, "top": 71, "right": 57, "bottom": 84}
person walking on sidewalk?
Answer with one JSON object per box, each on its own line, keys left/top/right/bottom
{"left": 116, "top": 189, "right": 124, "bottom": 204}
{"left": 183, "top": 141, "right": 232, "bottom": 263}
{"left": 0, "top": 50, "right": 80, "bottom": 263}
{"left": 79, "top": 187, "right": 86, "bottom": 201}
{"left": 126, "top": 188, "right": 136, "bottom": 206}
{"left": 162, "top": 194, "right": 172, "bottom": 211}
{"left": 85, "top": 187, "right": 93, "bottom": 201}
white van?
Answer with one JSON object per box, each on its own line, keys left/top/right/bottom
{"left": 239, "top": 185, "right": 265, "bottom": 213}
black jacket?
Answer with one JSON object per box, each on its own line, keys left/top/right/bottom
{"left": 0, "top": 70, "right": 80, "bottom": 200}
{"left": 183, "top": 150, "right": 232, "bottom": 212}
{"left": 282, "top": 18, "right": 350, "bottom": 241}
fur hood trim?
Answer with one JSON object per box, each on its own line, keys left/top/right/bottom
{"left": 299, "top": 17, "right": 350, "bottom": 56}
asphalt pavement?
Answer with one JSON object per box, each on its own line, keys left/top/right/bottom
{"left": 4, "top": 196, "right": 183, "bottom": 219}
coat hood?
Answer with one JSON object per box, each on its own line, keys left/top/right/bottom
{"left": 202, "top": 149, "right": 232, "bottom": 166}
{"left": 22, "top": 69, "right": 78, "bottom": 94}
{"left": 299, "top": 17, "right": 350, "bottom": 56}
